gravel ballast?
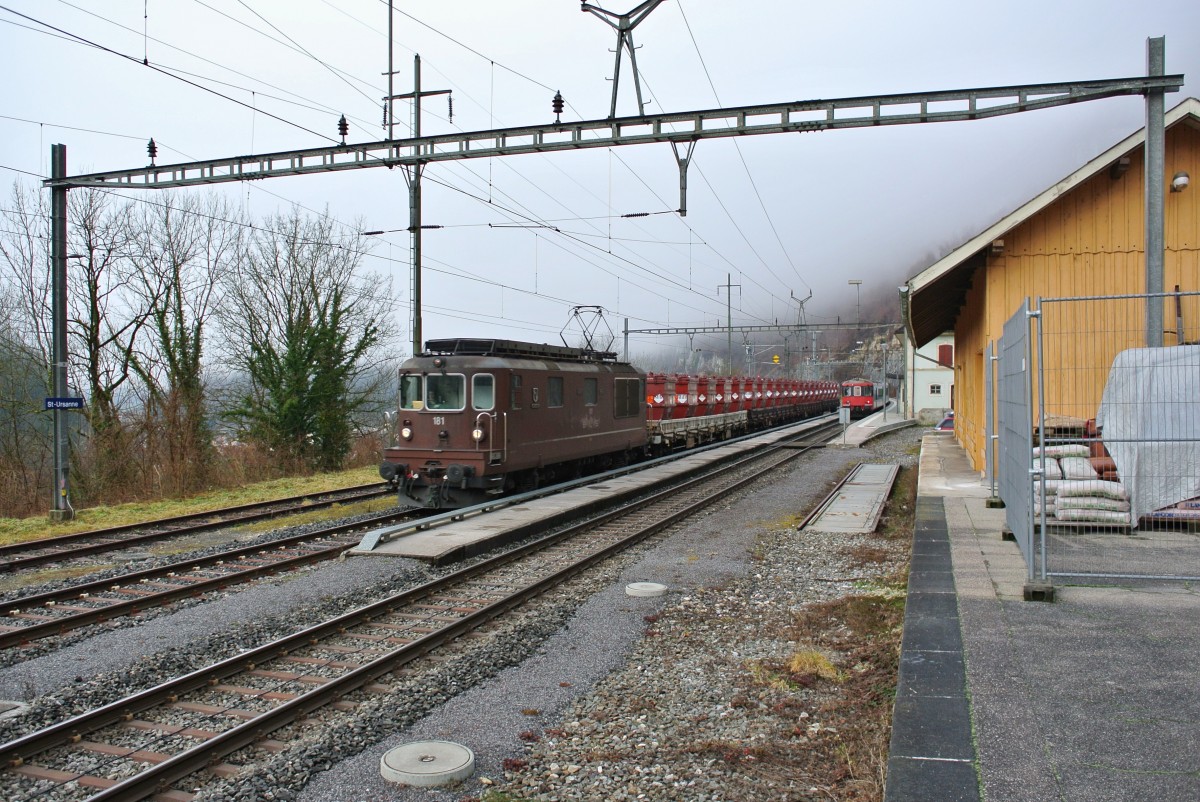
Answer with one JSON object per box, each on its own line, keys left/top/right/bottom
{"left": 0, "top": 426, "right": 922, "bottom": 801}
{"left": 297, "top": 429, "right": 920, "bottom": 802}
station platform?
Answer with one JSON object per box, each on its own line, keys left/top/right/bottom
{"left": 832, "top": 399, "right": 914, "bottom": 448}
{"left": 885, "top": 433, "right": 1200, "bottom": 802}
{"left": 349, "top": 416, "right": 834, "bottom": 564}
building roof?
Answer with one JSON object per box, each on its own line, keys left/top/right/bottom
{"left": 903, "top": 97, "right": 1200, "bottom": 347}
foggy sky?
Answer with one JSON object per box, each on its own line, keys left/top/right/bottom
{"left": 3, "top": 0, "right": 1198, "bottom": 364}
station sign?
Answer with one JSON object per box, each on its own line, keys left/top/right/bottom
{"left": 44, "top": 397, "right": 84, "bottom": 410}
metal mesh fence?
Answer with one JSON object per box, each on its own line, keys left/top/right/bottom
{"left": 1033, "top": 291, "right": 1200, "bottom": 581}
{"left": 997, "top": 302, "right": 1036, "bottom": 579}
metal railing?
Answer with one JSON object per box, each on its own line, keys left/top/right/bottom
{"left": 995, "top": 291, "right": 1200, "bottom": 583}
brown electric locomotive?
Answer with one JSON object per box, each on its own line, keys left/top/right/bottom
{"left": 379, "top": 338, "right": 646, "bottom": 509}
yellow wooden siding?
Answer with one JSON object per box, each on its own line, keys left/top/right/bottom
{"left": 953, "top": 123, "right": 1200, "bottom": 471}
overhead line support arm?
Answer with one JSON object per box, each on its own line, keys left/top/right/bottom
{"left": 45, "top": 76, "right": 1182, "bottom": 190}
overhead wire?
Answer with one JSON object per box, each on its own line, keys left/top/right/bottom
{"left": 14, "top": 3, "right": 724, "bottom": 326}
{"left": 383, "top": 48, "right": 772, "bottom": 325}
{"left": 226, "top": 0, "right": 381, "bottom": 107}
{"left": 49, "top": 0, "right": 384, "bottom": 133}
{"left": 0, "top": 4, "right": 336, "bottom": 143}
{"left": 129, "top": 5, "right": 739, "bottom": 326}
{"left": 0, "top": 164, "right": 48, "bottom": 179}
{"left": 0, "top": 8, "right": 676, "bottom": 379}
{"left": 373, "top": 1, "right": 556, "bottom": 93}
{"left": 676, "top": 0, "right": 810, "bottom": 292}
{"left": 3, "top": 2, "right": 778, "bottom": 333}
{"left": 340, "top": 5, "right": 776, "bottom": 324}
{"left": 0, "top": 171, "right": 650, "bottom": 329}
{"left": 418, "top": 171, "right": 716, "bottom": 311}
{"left": 628, "top": 72, "right": 797, "bottom": 306}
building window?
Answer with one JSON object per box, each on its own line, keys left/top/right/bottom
{"left": 930, "top": 384, "right": 942, "bottom": 395}
{"left": 938, "top": 344, "right": 953, "bottom": 367}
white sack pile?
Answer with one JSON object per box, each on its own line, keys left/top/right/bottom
{"left": 1032, "top": 448, "right": 1130, "bottom": 525}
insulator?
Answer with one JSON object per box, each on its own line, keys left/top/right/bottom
{"left": 448, "top": 95, "right": 454, "bottom": 122}
{"left": 338, "top": 114, "right": 349, "bottom": 141}
{"left": 552, "top": 90, "right": 565, "bottom": 118}
{"left": 146, "top": 138, "right": 157, "bottom": 161}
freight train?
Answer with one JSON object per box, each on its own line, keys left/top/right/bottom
{"left": 840, "top": 378, "right": 886, "bottom": 418}
{"left": 379, "top": 338, "right": 839, "bottom": 509}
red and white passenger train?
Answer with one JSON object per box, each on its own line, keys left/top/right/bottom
{"left": 380, "top": 338, "right": 839, "bottom": 509}
{"left": 840, "top": 378, "right": 886, "bottom": 418}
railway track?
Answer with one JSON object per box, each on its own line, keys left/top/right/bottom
{"left": 0, "top": 484, "right": 395, "bottom": 573}
{"left": 0, "top": 507, "right": 424, "bottom": 651}
{"left": 0, "top": 422, "right": 836, "bottom": 802}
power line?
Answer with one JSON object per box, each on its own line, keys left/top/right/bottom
{"left": 677, "top": 1, "right": 809, "bottom": 292}
{"left": 227, "top": 0, "right": 380, "bottom": 107}
{"left": 5, "top": 4, "right": 780, "bottom": 335}
{"left": 0, "top": 177, "right": 660, "bottom": 330}
{"left": 49, "top": 0, "right": 384, "bottom": 132}
{"left": 421, "top": 172, "right": 739, "bottom": 321}
{"left": 332, "top": 2, "right": 780, "bottom": 318}
{"left": 377, "top": 2, "right": 556, "bottom": 93}
{"left": 2, "top": 9, "right": 713, "bottom": 334}
{"left": 0, "top": 164, "right": 48, "bottom": 179}
{"left": 0, "top": 4, "right": 335, "bottom": 143}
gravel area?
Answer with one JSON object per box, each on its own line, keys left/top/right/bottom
{"left": 292, "top": 428, "right": 921, "bottom": 802}
{"left": 0, "top": 511, "right": 414, "bottom": 671}
{"left": 0, "top": 426, "right": 922, "bottom": 802}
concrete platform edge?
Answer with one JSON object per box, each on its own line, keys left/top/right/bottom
{"left": 884, "top": 494, "right": 981, "bottom": 802}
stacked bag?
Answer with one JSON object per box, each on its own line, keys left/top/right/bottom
{"left": 1032, "top": 444, "right": 1131, "bottom": 526}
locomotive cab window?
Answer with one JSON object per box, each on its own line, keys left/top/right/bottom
{"left": 472, "top": 374, "right": 495, "bottom": 410}
{"left": 548, "top": 376, "right": 564, "bottom": 408}
{"left": 584, "top": 378, "right": 598, "bottom": 406}
{"left": 399, "top": 374, "right": 424, "bottom": 410}
{"left": 426, "top": 374, "right": 465, "bottom": 411}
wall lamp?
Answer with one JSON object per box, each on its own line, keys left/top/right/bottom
{"left": 1171, "top": 171, "right": 1190, "bottom": 192}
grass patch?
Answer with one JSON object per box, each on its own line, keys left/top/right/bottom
{"left": 787, "top": 648, "right": 844, "bottom": 681}
{"left": 847, "top": 544, "right": 891, "bottom": 564}
{"left": 0, "top": 563, "right": 112, "bottom": 596}
{"left": 0, "top": 466, "right": 380, "bottom": 546}
{"left": 877, "top": 466, "right": 918, "bottom": 539}
{"left": 748, "top": 647, "right": 848, "bottom": 693}
{"left": 479, "top": 791, "right": 534, "bottom": 802}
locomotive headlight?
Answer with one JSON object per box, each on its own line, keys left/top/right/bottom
{"left": 400, "top": 426, "right": 413, "bottom": 440}
{"left": 471, "top": 427, "right": 486, "bottom": 442}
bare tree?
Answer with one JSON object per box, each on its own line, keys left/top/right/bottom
{"left": 0, "top": 181, "right": 54, "bottom": 515}
{"left": 64, "top": 189, "right": 153, "bottom": 500}
{"left": 0, "top": 181, "right": 52, "bottom": 369}
{"left": 0, "top": 268, "right": 51, "bottom": 517}
{"left": 127, "top": 192, "right": 242, "bottom": 495}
